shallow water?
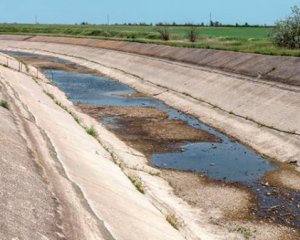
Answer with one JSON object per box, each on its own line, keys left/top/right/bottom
{"left": 4, "top": 51, "right": 300, "bottom": 230}
{"left": 2, "top": 50, "right": 73, "bottom": 64}
{"left": 43, "top": 70, "right": 277, "bottom": 184}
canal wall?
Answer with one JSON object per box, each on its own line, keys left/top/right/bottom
{"left": 0, "top": 39, "right": 299, "bottom": 167}
{"left": 0, "top": 47, "right": 246, "bottom": 240}
{"left": 1, "top": 35, "right": 300, "bottom": 86}
{"left": 0, "top": 53, "right": 190, "bottom": 240}
{"left": 26, "top": 35, "right": 300, "bottom": 86}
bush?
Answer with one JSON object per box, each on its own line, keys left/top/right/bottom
{"left": 126, "top": 32, "right": 138, "bottom": 39}
{"left": 145, "top": 33, "right": 160, "bottom": 40}
{"left": 271, "top": 6, "right": 300, "bottom": 49}
{"left": 86, "top": 30, "right": 104, "bottom": 36}
{"left": 0, "top": 100, "right": 9, "bottom": 110}
{"left": 157, "top": 27, "right": 170, "bottom": 41}
{"left": 116, "top": 31, "right": 128, "bottom": 38}
{"left": 187, "top": 26, "right": 198, "bottom": 42}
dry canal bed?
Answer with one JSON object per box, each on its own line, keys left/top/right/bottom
{"left": 4, "top": 51, "right": 300, "bottom": 235}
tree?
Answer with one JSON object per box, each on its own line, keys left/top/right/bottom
{"left": 157, "top": 26, "right": 170, "bottom": 41}
{"left": 187, "top": 25, "right": 199, "bottom": 42}
{"left": 271, "top": 5, "right": 300, "bottom": 49}
{"left": 209, "top": 21, "right": 222, "bottom": 27}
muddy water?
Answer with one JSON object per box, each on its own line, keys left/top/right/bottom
{"left": 4, "top": 51, "right": 300, "bottom": 230}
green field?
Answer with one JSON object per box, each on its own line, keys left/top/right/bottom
{"left": 0, "top": 24, "right": 299, "bottom": 57}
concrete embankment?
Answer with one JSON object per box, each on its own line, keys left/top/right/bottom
{"left": 0, "top": 39, "right": 299, "bottom": 167}
{"left": 6, "top": 35, "right": 300, "bottom": 86}
{"left": 0, "top": 80, "right": 63, "bottom": 239}
{"left": 0, "top": 56, "right": 186, "bottom": 240}
{"left": 2, "top": 35, "right": 300, "bottom": 86}
{"left": 1, "top": 42, "right": 299, "bottom": 239}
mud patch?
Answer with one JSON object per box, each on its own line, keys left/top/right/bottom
{"left": 1, "top": 51, "right": 100, "bottom": 75}
{"left": 161, "top": 169, "right": 300, "bottom": 240}
{"left": 265, "top": 166, "right": 300, "bottom": 192}
{"left": 21, "top": 56, "right": 100, "bottom": 75}
{"left": 161, "top": 169, "right": 253, "bottom": 220}
{"left": 77, "top": 104, "right": 220, "bottom": 155}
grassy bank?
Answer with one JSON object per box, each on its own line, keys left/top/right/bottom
{"left": 0, "top": 24, "right": 300, "bottom": 56}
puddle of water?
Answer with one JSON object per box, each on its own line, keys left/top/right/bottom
{"left": 5, "top": 51, "right": 300, "bottom": 230}
{"left": 44, "top": 70, "right": 137, "bottom": 106}
{"left": 153, "top": 142, "right": 274, "bottom": 184}
{"left": 2, "top": 50, "right": 73, "bottom": 64}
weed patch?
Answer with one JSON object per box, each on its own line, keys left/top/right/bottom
{"left": 166, "top": 214, "right": 180, "bottom": 230}
{"left": 44, "top": 90, "right": 81, "bottom": 124}
{"left": 129, "top": 176, "right": 144, "bottom": 194}
{"left": 86, "top": 126, "right": 98, "bottom": 138}
{"left": 0, "top": 100, "right": 9, "bottom": 110}
{"left": 235, "top": 226, "right": 254, "bottom": 240}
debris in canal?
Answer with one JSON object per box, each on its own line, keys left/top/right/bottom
{"left": 77, "top": 104, "right": 221, "bottom": 155}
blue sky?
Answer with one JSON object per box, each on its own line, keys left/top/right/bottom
{"left": 1, "top": 0, "right": 299, "bottom": 25}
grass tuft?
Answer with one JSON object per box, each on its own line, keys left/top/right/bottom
{"left": 45, "top": 91, "right": 55, "bottom": 100}
{"left": 0, "top": 100, "right": 9, "bottom": 110}
{"left": 166, "top": 214, "right": 180, "bottom": 230}
{"left": 86, "top": 126, "right": 98, "bottom": 138}
{"left": 72, "top": 113, "right": 81, "bottom": 123}
{"left": 149, "top": 171, "right": 160, "bottom": 176}
{"left": 235, "top": 226, "right": 253, "bottom": 240}
{"left": 44, "top": 90, "right": 81, "bottom": 124}
{"left": 129, "top": 176, "right": 145, "bottom": 194}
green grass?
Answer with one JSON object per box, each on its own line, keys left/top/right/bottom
{"left": 0, "top": 99, "right": 9, "bottom": 110}
{"left": 1, "top": 23, "right": 300, "bottom": 56}
{"left": 129, "top": 176, "right": 145, "bottom": 194}
{"left": 235, "top": 226, "right": 254, "bottom": 240}
{"left": 44, "top": 90, "right": 81, "bottom": 124}
{"left": 0, "top": 23, "right": 270, "bottom": 39}
{"left": 86, "top": 126, "right": 98, "bottom": 138}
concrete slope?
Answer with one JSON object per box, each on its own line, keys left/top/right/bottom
{"left": 6, "top": 35, "right": 300, "bottom": 86}
{"left": 0, "top": 64, "right": 184, "bottom": 240}
{"left": 0, "top": 40, "right": 298, "bottom": 166}
{"left": 0, "top": 87, "right": 63, "bottom": 240}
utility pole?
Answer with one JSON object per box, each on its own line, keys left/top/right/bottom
{"left": 107, "top": 14, "right": 110, "bottom": 25}
{"left": 35, "top": 15, "right": 38, "bottom": 24}
{"left": 209, "top": 12, "right": 212, "bottom": 26}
